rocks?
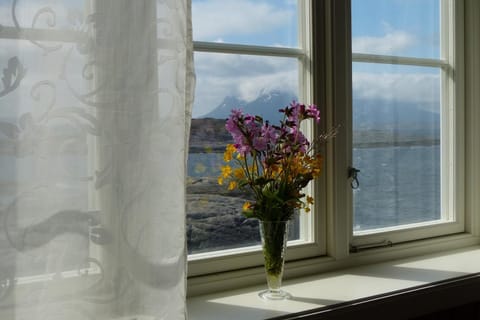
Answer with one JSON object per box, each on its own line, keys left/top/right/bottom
{"left": 186, "top": 178, "right": 259, "bottom": 254}
{"left": 187, "top": 177, "right": 247, "bottom": 197}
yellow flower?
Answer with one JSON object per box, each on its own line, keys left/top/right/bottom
{"left": 217, "top": 176, "right": 224, "bottom": 185}
{"left": 224, "top": 144, "right": 236, "bottom": 162}
{"left": 242, "top": 201, "right": 252, "bottom": 211}
{"left": 220, "top": 165, "right": 232, "bottom": 178}
{"left": 228, "top": 181, "right": 237, "bottom": 190}
{"left": 265, "top": 164, "right": 282, "bottom": 179}
{"left": 233, "top": 167, "right": 245, "bottom": 179}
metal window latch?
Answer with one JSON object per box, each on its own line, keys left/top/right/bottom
{"left": 348, "top": 166, "right": 360, "bottom": 189}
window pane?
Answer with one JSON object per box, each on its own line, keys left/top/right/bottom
{"left": 192, "top": 52, "right": 299, "bottom": 119}
{"left": 351, "top": 0, "right": 440, "bottom": 59}
{"left": 188, "top": 52, "right": 300, "bottom": 254}
{"left": 191, "top": 0, "right": 298, "bottom": 47}
{"left": 352, "top": 63, "right": 441, "bottom": 232}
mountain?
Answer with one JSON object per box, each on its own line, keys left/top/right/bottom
{"left": 191, "top": 90, "right": 441, "bottom": 150}
{"left": 353, "top": 99, "right": 440, "bottom": 131}
{"left": 351, "top": 99, "right": 440, "bottom": 147}
{"left": 353, "top": 98, "right": 440, "bottom": 144}
{"left": 202, "top": 90, "right": 298, "bottom": 124}
{"left": 201, "top": 96, "right": 247, "bottom": 120}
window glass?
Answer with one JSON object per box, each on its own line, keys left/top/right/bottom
{"left": 351, "top": 0, "right": 444, "bottom": 233}
{"left": 188, "top": 52, "right": 300, "bottom": 254}
{"left": 191, "top": 0, "right": 298, "bottom": 47}
{"left": 352, "top": 62, "right": 441, "bottom": 232}
{"left": 351, "top": 0, "right": 440, "bottom": 59}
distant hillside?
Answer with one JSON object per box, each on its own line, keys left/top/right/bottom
{"left": 189, "top": 91, "right": 441, "bottom": 152}
{"left": 354, "top": 99, "right": 440, "bottom": 133}
{"left": 190, "top": 90, "right": 296, "bottom": 153}
{"left": 353, "top": 99, "right": 440, "bottom": 147}
{"left": 202, "top": 90, "right": 297, "bottom": 124}
{"left": 201, "top": 96, "right": 247, "bottom": 120}
{"left": 189, "top": 118, "right": 231, "bottom": 153}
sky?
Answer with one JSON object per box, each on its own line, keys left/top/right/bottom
{"left": 0, "top": 0, "right": 442, "bottom": 118}
{"left": 191, "top": 0, "right": 442, "bottom": 117}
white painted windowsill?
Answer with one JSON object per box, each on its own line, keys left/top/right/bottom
{"left": 187, "top": 245, "right": 480, "bottom": 320}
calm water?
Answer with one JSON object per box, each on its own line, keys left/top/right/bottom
{"left": 353, "top": 144, "right": 440, "bottom": 230}
{"left": 188, "top": 144, "right": 441, "bottom": 231}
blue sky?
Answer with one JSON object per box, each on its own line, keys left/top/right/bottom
{"left": 192, "top": 0, "right": 298, "bottom": 47}
{"left": 0, "top": 0, "right": 442, "bottom": 117}
{"left": 352, "top": 0, "right": 440, "bottom": 58}
{"left": 191, "top": 0, "right": 442, "bottom": 117}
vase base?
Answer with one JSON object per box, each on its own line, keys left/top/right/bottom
{"left": 258, "top": 289, "right": 292, "bottom": 300}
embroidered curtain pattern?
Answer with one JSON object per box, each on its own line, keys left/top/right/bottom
{"left": 0, "top": 0, "right": 194, "bottom": 319}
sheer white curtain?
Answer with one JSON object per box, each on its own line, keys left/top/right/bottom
{"left": 0, "top": 0, "right": 194, "bottom": 319}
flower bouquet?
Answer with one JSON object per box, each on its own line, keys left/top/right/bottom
{"left": 218, "top": 100, "right": 328, "bottom": 300}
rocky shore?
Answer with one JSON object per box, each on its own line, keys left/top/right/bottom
{"left": 186, "top": 177, "right": 259, "bottom": 254}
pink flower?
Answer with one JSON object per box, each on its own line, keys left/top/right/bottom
{"left": 261, "top": 123, "right": 279, "bottom": 145}
{"left": 252, "top": 136, "right": 267, "bottom": 151}
{"left": 306, "top": 104, "right": 320, "bottom": 122}
{"left": 225, "top": 110, "right": 243, "bottom": 137}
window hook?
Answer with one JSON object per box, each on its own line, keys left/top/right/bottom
{"left": 348, "top": 167, "right": 360, "bottom": 189}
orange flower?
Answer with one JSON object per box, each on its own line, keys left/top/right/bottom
{"left": 242, "top": 201, "right": 252, "bottom": 211}
{"left": 233, "top": 168, "right": 245, "bottom": 179}
{"left": 306, "top": 195, "right": 314, "bottom": 205}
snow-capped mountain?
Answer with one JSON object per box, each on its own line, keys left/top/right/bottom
{"left": 201, "top": 90, "right": 297, "bottom": 124}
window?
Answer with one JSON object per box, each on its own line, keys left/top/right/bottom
{"left": 187, "top": 0, "right": 326, "bottom": 276}
{"left": 187, "top": 0, "right": 473, "bottom": 295}
{"left": 349, "top": 0, "right": 464, "bottom": 248}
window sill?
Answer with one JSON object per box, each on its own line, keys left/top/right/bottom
{"left": 187, "top": 244, "right": 480, "bottom": 320}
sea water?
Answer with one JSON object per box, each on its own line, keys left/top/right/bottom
{"left": 188, "top": 144, "right": 441, "bottom": 232}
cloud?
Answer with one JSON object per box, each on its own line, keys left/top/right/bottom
{"left": 353, "top": 72, "right": 440, "bottom": 108}
{"left": 193, "top": 53, "right": 297, "bottom": 117}
{"left": 192, "top": 0, "right": 294, "bottom": 41}
{"left": 352, "top": 30, "right": 416, "bottom": 55}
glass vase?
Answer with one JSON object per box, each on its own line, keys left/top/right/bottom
{"left": 258, "top": 220, "right": 291, "bottom": 300}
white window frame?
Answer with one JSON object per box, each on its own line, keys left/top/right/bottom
{"left": 348, "top": 0, "right": 465, "bottom": 250}
{"left": 187, "top": 0, "right": 329, "bottom": 277}
{"left": 187, "top": 0, "right": 480, "bottom": 297}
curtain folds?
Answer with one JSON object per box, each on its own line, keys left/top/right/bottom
{"left": 0, "top": 0, "right": 194, "bottom": 319}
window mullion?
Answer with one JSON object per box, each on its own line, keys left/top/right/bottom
{"left": 352, "top": 52, "right": 449, "bottom": 69}
{"left": 329, "top": 0, "right": 353, "bottom": 260}
{"left": 0, "top": 26, "right": 86, "bottom": 42}
{"left": 193, "top": 41, "right": 303, "bottom": 58}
